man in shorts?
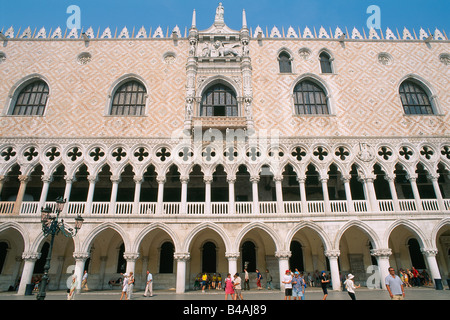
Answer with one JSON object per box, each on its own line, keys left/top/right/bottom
{"left": 320, "top": 271, "right": 330, "bottom": 300}
{"left": 233, "top": 273, "right": 243, "bottom": 300}
{"left": 385, "top": 267, "right": 405, "bottom": 300}
{"left": 292, "top": 271, "right": 304, "bottom": 300}
{"left": 282, "top": 269, "right": 293, "bottom": 300}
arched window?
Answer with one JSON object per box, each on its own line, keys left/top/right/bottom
{"left": 319, "top": 52, "right": 333, "bottom": 74}
{"left": 293, "top": 80, "right": 329, "bottom": 115}
{"left": 110, "top": 80, "right": 146, "bottom": 116}
{"left": 407, "top": 238, "right": 426, "bottom": 269}
{"left": 202, "top": 242, "right": 216, "bottom": 273}
{"left": 278, "top": 51, "right": 292, "bottom": 73}
{"left": 289, "top": 241, "right": 304, "bottom": 271}
{"left": 241, "top": 241, "right": 256, "bottom": 272}
{"left": 10, "top": 80, "right": 49, "bottom": 116}
{"left": 200, "top": 84, "right": 238, "bottom": 117}
{"left": 0, "top": 242, "right": 8, "bottom": 274}
{"left": 159, "top": 242, "right": 174, "bottom": 273}
{"left": 34, "top": 242, "right": 50, "bottom": 274}
{"left": 117, "top": 243, "right": 126, "bottom": 273}
{"left": 399, "top": 80, "right": 434, "bottom": 115}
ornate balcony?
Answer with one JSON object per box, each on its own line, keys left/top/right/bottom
{"left": 1, "top": 198, "right": 448, "bottom": 218}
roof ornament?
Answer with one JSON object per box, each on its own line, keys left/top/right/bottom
{"left": 215, "top": 3, "right": 225, "bottom": 25}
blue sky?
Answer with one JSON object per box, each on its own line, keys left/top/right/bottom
{"left": 1, "top": 0, "right": 449, "bottom": 35}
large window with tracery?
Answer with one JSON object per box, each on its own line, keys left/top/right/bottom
{"left": 110, "top": 80, "right": 147, "bottom": 116}
{"left": 200, "top": 84, "right": 238, "bottom": 117}
{"left": 293, "top": 80, "right": 329, "bottom": 115}
{"left": 10, "top": 80, "right": 49, "bottom": 116}
{"left": 399, "top": 80, "right": 434, "bottom": 115}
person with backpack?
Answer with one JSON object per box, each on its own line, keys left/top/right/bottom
{"left": 255, "top": 269, "right": 263, "bottom": 290}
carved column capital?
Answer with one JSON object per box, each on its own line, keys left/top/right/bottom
{"left": 123, "top": 252, "right": 140, "bottom": 262}
{"left": 421, "top": 247, "right": 438, "bottom": 257}
{"left": 324, "top": 250, "right": 340, "bottom": 258}
{"left": 174, "top": 252, "right": 191, "bottom": 262}
{"left": 370, "top": 248, "right": 392, "bottom": 258}
{"left": 275, "top": 251, "right": 292, "bottom": 260}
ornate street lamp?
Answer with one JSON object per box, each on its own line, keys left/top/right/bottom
{"left": 36, "top": 196, "right": 84, "bottom": 301}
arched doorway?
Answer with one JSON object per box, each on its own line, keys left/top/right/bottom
{"left": 202, "top": 242, "right": 217, "bottom": 273}
{"left": 408, "top": 238, "right": 426, "bottom": 269}
{"left": 159, "top": 242, "right": 174, "bottom": 273}
{"left": 289, "top": 241, "right": 304, "bottom": 271}
{"left": 241, "top": 241, "right": 256, "bottom": 272}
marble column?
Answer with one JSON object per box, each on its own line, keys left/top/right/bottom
{"left": 342, "top": 175, "right": 354, "bottom": 213}
{"left": 421, "top": 248, "right": 443, "bottom": 290}
{"left": 109, "top": 175, "right": 121, "bottom": 214}
{"left": 325, "top": 250, "right": 341, "bottom": 291}
{"left": 408, "top": 174, "right": 423, "bottom": 211}
{"left": 133, "top": 175, "right": 143, "bottom": 214}
{"left": 385, "top": 175, "right": 401, "bottom": 212}
{"left": 274, "top": 175, "right": 284, "bottom": 214}
{"left": 320, "top": 177, "right": 331, "bottom": 213}
{"left": 180, "top": 176, "right": 189, "bottom": 214}
{"left": 364, "top": 175, "right": 378, "bottom": 212}
{"left": 275, "top": 251, "right": 291, "bottom": 289}
{"left": 13, "top": 175, "right": 30, "bottom": 214}
{"left": 124, "top": 252, "right": 139, "bottom": 274}
{"left": 85, "top": 176, "right": 98, "bottom": 214}
{"left": 226, "top": 252, "right": 240, "bottom": 276}
{"left": 227, "top": 176, "right": 236, "bottom": 215}
{"left": 428, "top": 174, "right": 445, "bottom": 211}
{"left": 204, "top": 176, "right": 212, "bottom": 215}
{"left": 156, "top": 176, "right": 165, "bottom": 214}
{"left": 63, "top": 176, "right": 75, "bottom": 213}
{"left": 17, "top": 252, "right": 40, "bottom": 295}
{"left": 0, "top": 175, "right": 6, "bottom": 196}
{"left": 174, "top": 253, "right": 190, "bottom": 293}
{"left": 38, "top": 175, "right": 53, "bottom": 211}
{"left": 371, "top": 248, "right": 392, "bottom": 290}
{"left": 297, "top": 176, "right": 307, "bottom": 213}
{"left": 73, "top": 252, "right": 90, "bottom": 292}
{"left": 250, "top": 176, "right": 260, "bottom": 214}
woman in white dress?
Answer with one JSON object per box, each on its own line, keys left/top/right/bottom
{"left": 120, "top": 273, "right": 129, "bottom": 300}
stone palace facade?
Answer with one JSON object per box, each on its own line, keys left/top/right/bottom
{"left": 0, "top": 4, "right": 449, "bottom": 294}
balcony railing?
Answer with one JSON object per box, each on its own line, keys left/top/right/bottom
{"left": 0, "top": 198, "right": 447, "bottom": 217}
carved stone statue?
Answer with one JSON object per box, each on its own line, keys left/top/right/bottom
{"left": 214, "top": 40, "right": 240, "bottom": 57}
{"left": 215, "top": 3, "right": 224, "bottom": 22}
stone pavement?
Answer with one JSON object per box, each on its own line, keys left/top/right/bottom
{"left": 1, "top": 286, "right": 449, "bottom": 301}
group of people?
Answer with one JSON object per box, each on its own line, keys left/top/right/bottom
{"left": 120, "top": 270, "right": 154, "bottom": 300}
{"left": 399, "top": 267, "right": 432, "bottom": 287}
{"left": 195, "top": 269, "right": 274, "bottom": 293}
{"left": 67, "top": 270, "right": 154, "bottom": 300}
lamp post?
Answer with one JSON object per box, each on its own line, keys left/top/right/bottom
{"left": 36, "top": 196, "right": 84, "bottom": 301}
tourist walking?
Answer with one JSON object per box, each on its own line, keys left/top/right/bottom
{"left": 255, "top": 269, "right": 263, "bottom": 290}
{"left": 282, "top": 269, "right": 293, "bottom": 300}
{"left": 244, "top": 269, "right": 250, "bottom": 290}
{"left": 320, "top": 271, "right": 330, "bottom": 300}
{"left": 144, "top": 270, "right": 153, "bottom": 297}
{"left": 224, "top": 273, "right": 235, "bottom": 300}
{"left": 385, "top": 267, "right": 405, "bottom": 300}
{"left": 292, "top": 271, "right": 304, "bottom": 300}
{"left": 201, "top": 272, "right": 208, "bottom": 293}
{"left": 344, "top": 274, "right": 360, "bottom": 300}
{"left": 233, "top": 273, "right": 243, "bottom": 300}
{"left": 265, "top": 269, "right": 273, "bottom": 290}
{"left": 120, "top": 273, "right": 129, "bottom": 300}
{"left": 67, "top": 275, "right": 78, "bottom": 300}
{"left": 127, "top": 272, "right": 135, "bottom": 300}
{"left": 81, "top": 270, "right": 89, "bottom": 291}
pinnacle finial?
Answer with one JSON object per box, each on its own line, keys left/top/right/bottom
{"left": 242, "top": 9, "right": 247, "bottom": 28}
{"left": 192, "top": 9, "right": 196, "bottom": 28}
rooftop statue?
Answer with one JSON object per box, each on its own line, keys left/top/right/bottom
{"left": 215, "top": 3, "right": 225, "bottom": 24}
